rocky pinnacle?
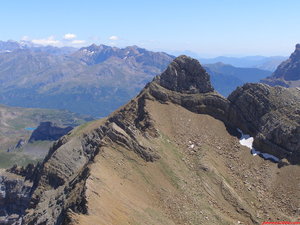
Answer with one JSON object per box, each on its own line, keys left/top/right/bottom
{"left": 154, "top": 55, "right": 214, "bottom": 94}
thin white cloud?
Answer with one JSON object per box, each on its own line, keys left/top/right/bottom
{"left": 109, "top": 35, "right": 119, "bottom": 41}
{"left": 31, "top": 36, "right": 60, "bottom": 46}
{"left": 71, "top": 40, "right": 86, "bottom": 45}
{"left": 63, "top": 33, "right": 77, "bottom": 40}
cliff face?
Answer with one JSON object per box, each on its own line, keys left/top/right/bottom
{"left": 228, "top": 83, "right": 300, "bottom": 163}
{"left": 0, "top": 170, "right": 32, "bottom": 225}
{"left": 262, "top": 44, "right": 300, "bottom": 87}
{"left": 149, "top": 56, "right": 230, "bottom": 122}
{"left": 28, "top": 122, "right": 73, "bottom": 142}
{"left": 6, "top": 55, "right": 299, "bottom": 224}
{"left": 154, "top": 55, "right": 214, "bottom": 94}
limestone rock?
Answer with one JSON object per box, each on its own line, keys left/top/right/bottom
{"left": 154, "top": 55, "right": 214, "bottom": 94}
{"left": 228, "top": 83, "right": 300, "bottom": 163}
{"left": 0, "top": 170, "right": 32, "bottom": 224}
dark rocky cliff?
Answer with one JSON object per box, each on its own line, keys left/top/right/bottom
{"left": 228, "top": 83, "right": 300, "bottom": 163}
{"left": 0, "top": 170, "right": 32, "bottom": 224}
{"left": 262, "top": 44, "right": 300, "bottom": 87}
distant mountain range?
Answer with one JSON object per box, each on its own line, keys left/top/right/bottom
{"left": 199, "top": 55, "right": 286, "bottom": 72}
{"left": 0, "top": 41, "right": 174, "bottom": 116}
{"left": 0, "top": 40, "right": 76, "bottom": 54}
{"left": 205, "top": 63, "right": 272, "bottom": 96}
{"left": 0, "top": 40, "right": 277, "bottom": 116}
{"left": 170, "top": 50, "right": 286, "bottom": 72}
{"left": 262, "top": 44, "right": 300, "bottom": 87}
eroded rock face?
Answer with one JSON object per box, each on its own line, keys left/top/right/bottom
{"left": 228, "top": 83, "right": 300, "bottom": 164}
{"left": 22, "top": 93, "right": 159, "bottom": 224}
{"left": 154, "top": 55, "right": 214, "bottom": 94}
{"left": 262, "top": 44, "right": 300, "bottom": 87}
{"left": 148, "top": 55, "right": 229, "bottom": 122}
{"left": 28, "top": 121, "right": 73, "bottom": 142}
{"left": 0, "top": 171, "right": 32, "bottom": 225}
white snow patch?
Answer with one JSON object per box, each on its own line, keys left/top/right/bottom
{"left": 82, "top": 49, "right": 95, "bottom": 55}
{"left": 237, "top": 129, "right": 254, "bottom": 149}
{"left": 237, "top": 128, "right": 279, "bottom": 162}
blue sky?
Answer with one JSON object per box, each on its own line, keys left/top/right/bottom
{"left": 1, "top": 0, "right": 299, "bottom": 56}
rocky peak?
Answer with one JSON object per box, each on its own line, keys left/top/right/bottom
{"left": 290, "top": 43, "right": 300, "bottom": 60}
{"left": 154, "top": 55, "right": 214, "bottom": 94}
{"left": 261, "top": 44, "right": 300, "bottom": 87}
{"left": 74, "top": 44, "right": 173, "bottom": 68}
{"left": 273, "top": 43, "right": 300, "bottom": 82}
{"left": 85, "top": 43, "right": 98, "bottom": 51}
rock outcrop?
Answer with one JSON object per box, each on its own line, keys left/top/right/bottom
{"left": 28, "top": 122, "right": 73, "bottom": 142}
{"left": 147, "top": 56, "right": 300, "bottom": 164}
{"left": 0, "top": 170, "right": 32, "bottom": 224}
{"left": 154, "top": 55, "right": 214, "bottom": 93}
{"left": 228, "top": 83, "right": 300, "bottom": 164}
{"left": 148, "top": 56, "right": 230, "bottom": 122}
{"left": 262, "top": 44, "right": 300, "bottom": 87}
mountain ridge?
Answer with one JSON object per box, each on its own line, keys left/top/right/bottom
{"left": 199, "top": 55, "right": 286, "bottom": 71}
{"left": 0, "top": 42, "right": 174, "bottom": 116}
{"left": 1, "top": 55, "right": 298, "bottom": 224}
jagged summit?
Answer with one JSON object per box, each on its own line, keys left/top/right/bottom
{"left": 154, "top": 55, "right": 214, "bottom": 94}
{"left": 262, "top": 43, "right": 300, "bottom": 87}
